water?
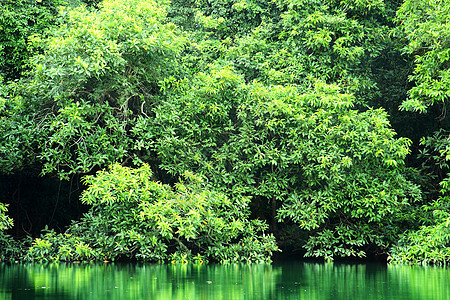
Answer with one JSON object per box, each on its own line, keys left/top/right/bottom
{"left": 0, "top": 262, "right": 448, "bottom": 299}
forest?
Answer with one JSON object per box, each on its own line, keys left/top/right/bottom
{"left": 0, "top": 0, "right": 449, "bottom": 264}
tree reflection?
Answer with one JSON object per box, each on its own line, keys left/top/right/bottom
{"left": 0, "top": 263, "right": 448, "bottom": 299}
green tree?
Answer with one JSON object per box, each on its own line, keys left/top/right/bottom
{"left": 0, "top": 0, "right": 100, "bottom": 81}
{"left": 0, "top": 203, "right": 17, "bottom": 261}
{"left": 147, "top": 66, "right": 421, "bottom": 261}
{"left": 25, "top": 164, "right": 278, "bottom": 263}
{"left": 389, "top": 197, "right": 450, "bottom": 265}
{"left": 0, "top": 0, "right": 185, "bottom": 179}
{"left": 397, "top": 0, "right": 450, "bottom": 114}
{"left": 0, "top": 0, "right": 432, "bottom": 263}
{"left": 387, "top": 0, "right": 450, "bottom": 265}
{"left": 0, "top": 203, "right": 12, "bottom": 233}
{"left": 172, "top": 0, "right": 403, "bottom": 106}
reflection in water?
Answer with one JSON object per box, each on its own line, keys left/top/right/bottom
{"left": 0, "top": 262, "right": 448, "bottom": 299}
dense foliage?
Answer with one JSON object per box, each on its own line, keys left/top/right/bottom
{"left": 0, "top": 203, "right": 12, "bottom": 233}
{"left": 149, "top": 67, "right": 420, "bottom": 260}
{"left": 384, "top": 0, "right": 450, "bottom": 264}
{"left": 25, "top": 164, "right": 277, "bottom": 263}
{"left": 389, "top": 199, "right": 450, "bottom": 265}
{"left": 0, "top": 203, "right": 18, "bottom": 261}
{"left": 0, "top": 0, "right": 100, "bottom": 81}
{"left": 0, "top": 0, "right": 184, "bottom": 178}
{"left": 0, "top": 0, "right": 449, "bottom": 264}
{"left": 397, "top": 0, "right": 450, "bottom": 113}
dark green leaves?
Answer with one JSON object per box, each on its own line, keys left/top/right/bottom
{"left": 397, "top": 0, "right": 450, "bottom": 113}
{"left": 152, "top": 66, "right": 420, "bottom": 260}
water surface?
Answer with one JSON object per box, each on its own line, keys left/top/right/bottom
{"left": 0, "top": 262, "right": 448, "bottom": 299}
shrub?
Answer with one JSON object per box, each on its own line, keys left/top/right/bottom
{"left": 25, "top": 164, "right": 278, "bottom": 263}
{"left": 389, "top": 199, "right": 450, "bottom": 265}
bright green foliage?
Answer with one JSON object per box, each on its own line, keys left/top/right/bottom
{"left": 263, "top": 0, "right": 389, "bottom": 93}
{"left": 0, "top": 0, "right": 99, "bottom": 81}
{"left": 0, "top": 0, "right": 185, "bottom": 178}
{"left": 386, "top": 0, "right": 450, "bottom": 265}
{"left": 388, "top": 129, "right": 450, "bottom": 265}
{"left": 0, "top": 84, "right": 45, "bottom": 173}
{"left": 30, "top": 0, "right": 183, "bottom": 104}
{"left": 389, "top": 199, "right": 450, "bottom": 265}
{"left": 0, "top": 0, "right": 61, "bottom": 80}
{"left": 25, "top": 164, "right": 277, "bottom": 263}
{"left": 37, "top": 101, "right": 132, "bottom": 177}
{"left": 149, "top": 66, "right": 420, "bottom": 260}
{"left": 0, "top": 203, "right": 18, "bottom": 262}
{"left": 397, "top": 0, "right": 450, "bottom": 113}
{"left": 0, "top": 203, "right": 12, "bottom": 232}
{"left": 176, "top": 0, "right": 398, "bottom": 104}
{"left": 0, "top": 0, "right": 439, "bottom": 264}
{"left": 26, "top": 230, "right": 98, "bottom": 263}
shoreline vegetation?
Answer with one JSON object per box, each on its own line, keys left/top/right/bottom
{"left": 1, "top": 0, "right": 450, "bottom": 265}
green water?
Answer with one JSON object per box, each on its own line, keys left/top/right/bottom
{"left": 0, "top": 262, "right": 448, "bottom": 299}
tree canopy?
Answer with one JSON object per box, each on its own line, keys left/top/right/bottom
{"left": 0, "top": 0, "right": 449, "bottom": 264}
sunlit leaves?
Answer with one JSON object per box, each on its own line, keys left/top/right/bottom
{"left": 211, "top": 0, "right": 392, "bottom": 103}
{"left": 33, "top": 0, "right": 184, "bottom": 104}
{"left": 0, "top": 0, "right": 435, "bottom": 263}
{"left": 391, "top": 0, "right": 450, "bottom": 264}
{"left": 152, "top": 66, "right": 420, "bottom": 260}
{"left": 28, "top": 164, "right": 278, "bottom": 263}
{"left": 397, "top": 0, "right": 450, "bottom": 112}
{"left": 389, "top": 198, "right": 450, "bottom": 265}
{"left": 0, "top": 203, "right": 13, "bottom": 232}
{"left": 0, "top": 0, "right": 80, "bottom": 81}
{"left": 0, "top": 0, "right": 186, "bottom": 178}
